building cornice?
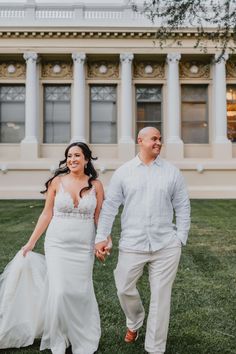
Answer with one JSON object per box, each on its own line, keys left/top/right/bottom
{"left": 0, "top": 29, "right": 229, "bottom": 40}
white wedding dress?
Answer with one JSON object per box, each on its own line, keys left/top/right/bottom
{"left": 0, "top": 183, "right": 101, "bottom": 354}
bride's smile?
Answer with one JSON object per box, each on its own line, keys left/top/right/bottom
{"left": 67, "top": 146, "right": 87, "bottom": 174}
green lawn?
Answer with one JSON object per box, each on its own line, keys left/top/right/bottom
{"left": 0, "top": 200, "right": 236, "bottom": 354}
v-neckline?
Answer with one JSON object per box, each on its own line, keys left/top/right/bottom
{"left": 63, "top": 190, "right": 82, "bottom": 209}
{"left": 59, "top": 182, "right": 93, "bottom": 209}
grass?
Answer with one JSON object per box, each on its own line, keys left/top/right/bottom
{"left": 0, "top": 200, "right": 236, "bottom": 354}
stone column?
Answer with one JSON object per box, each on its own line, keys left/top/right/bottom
{"left": 21, "top": 52, "right": 38, "bottom": 159}
{"left": 71, "top": 52, "right": 86, "bottom": 143}
{"left": 119, "top": 53, "right": 135, "bottom": 160}
{"left": 212, "top": 53, "right": 232, "bottom": 159}
{"left": 166, "top": 53, "right": 184, "bottom": 160}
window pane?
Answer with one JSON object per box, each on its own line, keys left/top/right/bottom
{"left": 91, "top": 85, "right": 116, "bottom": 101}
{"left": 0, "top": 85, "right": 25, "bottom": 143}
{"left": 136, "top": 85, "right": 162, "bottom": 137}
{"left": 181, "top": 85, "right": 207, "bottom": 102}
{"left": 90, "top": 85, "right": 117, "bottom": 144}
{"left": 181, "top": 84, "right": 208, "bottom": 143}
{"left": 44, "top": 85, "right": 71, "bottom": 143}
{"left": 137, "top": 102, "right": 161, "bottom": 122}
{"left": 227, "top": 85, "right": 236, "bottom": 143}
{"left": 136, "top": 86, "right": 162, "bottom": 102}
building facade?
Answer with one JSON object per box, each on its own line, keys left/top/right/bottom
{"left": 0, "top": 1, "right": 236, "bottom": 198}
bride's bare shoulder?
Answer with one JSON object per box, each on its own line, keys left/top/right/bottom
{"left": 91, "top": 179, "right": 103, "bottom": 192}
{"left": 49, "top": 176, "right": 62, "bottom": 191}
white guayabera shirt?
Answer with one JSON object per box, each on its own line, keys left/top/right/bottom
{"left": 95, "top": 155, "right": 191, "bottom": 252}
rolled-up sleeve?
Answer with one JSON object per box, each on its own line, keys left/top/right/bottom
{"left": 95, "top": 170, "right": 123, "bottom": 244}
{"left": 172, "top": 172, "right": 191, "bottom": 245}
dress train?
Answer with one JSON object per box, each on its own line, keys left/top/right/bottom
{"left": 0, "top": 251, "right": 46, "bottom": 348}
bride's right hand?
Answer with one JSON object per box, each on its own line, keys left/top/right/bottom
{"left": 22, "top": 241, "right": 35, "bottom": 257}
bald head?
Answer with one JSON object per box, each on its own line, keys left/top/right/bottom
{"left": 138, "top": 126, "right": 161, "bottom": 140}
{"left": 137, "top": 126, "right": 162, "bottom": 162}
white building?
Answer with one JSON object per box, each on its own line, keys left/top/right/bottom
{"left": 0, "top": 0, "right": 235, "bottom": 198}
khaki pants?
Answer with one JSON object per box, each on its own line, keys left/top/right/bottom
{"left": 114, "top": 239, "right": 181, "bottom": 354}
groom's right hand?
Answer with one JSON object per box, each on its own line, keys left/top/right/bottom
{"left": 95, "top": 240, "right": 108, "bottom": 262}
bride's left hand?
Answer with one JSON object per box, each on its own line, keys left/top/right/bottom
{"left": 95, "top": 236, "right": 112, "bottom": 262}
{"left": 95, "top": 249, "right": 107, "bottom": 262}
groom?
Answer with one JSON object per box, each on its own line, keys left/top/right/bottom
{"left": 95, "top": 127, "right": 190, "bottom": 354}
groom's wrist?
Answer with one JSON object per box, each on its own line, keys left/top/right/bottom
{"left": 95, "top": 234, "right": 108, "bottom": 244}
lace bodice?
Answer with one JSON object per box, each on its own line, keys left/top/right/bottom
{"left": 53, "top": 183, "right": 97, "bottom": 220}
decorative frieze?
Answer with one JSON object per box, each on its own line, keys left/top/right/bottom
{"left": 179, "top": 61, "right": 210, "bottom": 79}
{"left": 0, "top": 30, "right": 233, "bottom": 40}
{"left": 133, "top": 61, "right": 165, "bottom": 79}
{"left": 41, "top": 61, "right": 72, "bottom": 79}
{"left": 226, "top": 60, "right": 236, "bottom": 78}
{"left": 87, "top": 60, "right": 119, "bottom": 79}
{"left": 0, "top": 62, "right": 26, "bottom": 79}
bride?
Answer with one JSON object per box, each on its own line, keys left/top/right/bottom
{"left": 0, "top": 142, "right": 111, "bottom": 354}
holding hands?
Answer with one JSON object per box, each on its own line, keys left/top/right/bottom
{"left": 95, "top": 236, "right": 112, "bottom": 263}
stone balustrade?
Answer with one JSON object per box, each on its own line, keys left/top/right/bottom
{"left": 0, "top": 1, "right": 217, "bottom": 28}
{"left": 0, "top": 1, "right": 149, "bottom": 27}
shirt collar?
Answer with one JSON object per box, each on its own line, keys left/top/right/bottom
{"left": 134, "top": 154, "right": 162, "bottom": 167}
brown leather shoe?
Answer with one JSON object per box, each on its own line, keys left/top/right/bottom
{"left": 124, "top": 328, "right": 139, "bottom": 343}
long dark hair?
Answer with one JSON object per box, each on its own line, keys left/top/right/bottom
{"left": 41, "top": 142, "right": 98, "bottom": 196}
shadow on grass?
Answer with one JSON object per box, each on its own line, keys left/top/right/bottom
{"left": 188, "top": 246, "right": 222, "bottom": 275}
